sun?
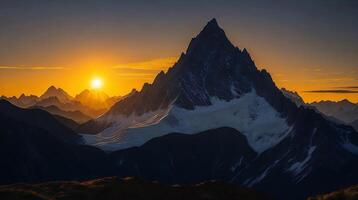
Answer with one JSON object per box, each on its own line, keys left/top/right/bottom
{"left": 91, "top": 78, "right": 103, "bottom": 89}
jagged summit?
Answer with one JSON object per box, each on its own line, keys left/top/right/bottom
{"left": 100, "top": 19, "right": 261, "bottom": 117}
{"left": 40, "top": 85, "right": 73, "bottom": 103}
{"left": 186, "top": 18, "right": 234, "bottom": 60}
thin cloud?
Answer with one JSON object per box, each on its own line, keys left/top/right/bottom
{"left": 0, "top": 66, "right": 69, "bottom": 70}
{"left": 334, "top": 86, "right": 358, "bottom": 89}
{"left": 114, "top": 57, "right": 177, "bottom": 71}
{"left": 116, "top": 73, "right": 155, "bottom": 77}
{"left": 305, "top": 90, "right": 358, "bottom": 94}
{"left": 115, "top": 68, "right": 161, "bottom": 74}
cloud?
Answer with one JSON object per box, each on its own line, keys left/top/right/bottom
{"left": 113, "top": 57, "right": 177, "bottom": 79}
{"left": 115, "top": 68, "right": 161, "bottom": 74}
{"left": 114, "top": 57, "right": 177, "bottom": 70}
{"left": 305, "top": 90, "right": 358, "bottom": 94}
{"left": 0, "top": 66, "right": 69, "bottom": 70}
{"left": 334, "top": 86, "right": 358, "bottom": 89}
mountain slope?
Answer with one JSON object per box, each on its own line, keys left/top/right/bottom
{"left": 0, "top": 177, "right": 271, "bottom": 200}
{"left": 52, "top": 114, "right": 81, "bottom": 130}
{"left": 308, "top": 184, "right": 358, "bottom": 200}
{"left": 0, "top": 104, "right": 115, "bottom": 184}
{"left": 111, "top": 128, "right": 257, "bottom": 183}
{"left": 281, "top": 88, "right": 305, "bottom": 106}
{"left": 107, "top": 120, "right": 358, "bottom": 199}
{"left": 0, "top": 100, "right": 81, "bottom": 143}
{"left": 31, "top": 105, "right": 91, "bottom": 123}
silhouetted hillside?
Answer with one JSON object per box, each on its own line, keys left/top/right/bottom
{"left": 0, "top": 177, "right": 272, "bottom": 200}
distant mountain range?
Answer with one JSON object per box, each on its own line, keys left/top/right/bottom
{"left": 0, "top": 19, "right": 357, "bottom": 200}
{"left": 40, "top": 86, "right": 73, "bottom": 103}
{"left": 1, "top": 86, "right": 123, "bottom": 123}
{"left": 281, "top": 88, "right": 358, "bottom": 131}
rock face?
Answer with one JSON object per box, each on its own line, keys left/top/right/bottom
{"left": 281, "top": 88, "right": 305, "bottom": 106}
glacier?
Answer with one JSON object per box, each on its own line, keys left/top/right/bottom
{"left": 81, "top": 91, "right": 291, "bottom": 153}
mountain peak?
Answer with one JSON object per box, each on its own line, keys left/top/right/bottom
{"left": 197, "top": 18, "right": 226, "bottom": 40}
{"left": 185, "top": 18, "right": 234, "bottom": 61}
{"left": 204, "top": 18, "right": 219, "bottom": 29}
{"left": 41, "top": 86, "right": 73, "bottom": 103}
{"left": 47, "top": 85, "right": 57, "bottom": 91}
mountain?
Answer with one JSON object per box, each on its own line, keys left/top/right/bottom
{"left": 281, "top": 88, "right": 305, "bottom": 106}
{"left": 78, "top": 19, "right": 358, "bottom": 199}
{"left": 33, "top": 96, "right": 105, "bottom": 118}
{"left": 31, "top": 105, "right": 91, "bottom": 123}
{"left": 74, "top": 89, "right": 119, "bottom": 110}
{"left": 1, "top": 87, "right": 117, "bottom": 119}
{"left": 52, "top": 114, "right": 81, "bottom": 130}
{"left": 111, "top": 128, "right": 257, "bottom": 183}
{"left": 40, "top": 86, "right": 73, "bottom": 103}
{"left": 0, "top": 99, "right": 81, "bottom": 143}
{"left": 0, "top": 100, "right": 114, "bottom": 184}
{"left": 0, "top": 177, "right": 271, "bottom": 200}
{"left": 309, "top": 99, "right": 358, "bottom": 124}
{"left": 1, "top": 94, "right": 39, "bottom": 108}
{"left": 78, "top": 18, "right": 297, "bottom": 152}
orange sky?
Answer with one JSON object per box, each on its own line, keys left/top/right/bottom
{"left": 0, "top": 54, "right": 357, "bottom": 103}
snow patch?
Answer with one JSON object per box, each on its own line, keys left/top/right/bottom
{"left": 246, "top": 160, "right": 279, "bottom": 186}
{"left": 230, "top": 157, "right": 243, "bottom": 172}
{"left": 288, "top": 146, "right": 316, "bottom": 176}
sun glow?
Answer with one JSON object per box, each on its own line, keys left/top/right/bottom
{"left": 91, "top": 78, "right": 103, "bottom": 89}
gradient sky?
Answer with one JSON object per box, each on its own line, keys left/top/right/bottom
{"left": 0, "top": 0, "right": 357, "bottom": 102}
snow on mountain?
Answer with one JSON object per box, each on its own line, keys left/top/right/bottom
{"left": 79, "top": 18, "right": 295, "bottom": 152}
{"left": 83, "top": 90, "right": 291, "bottom": 153}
